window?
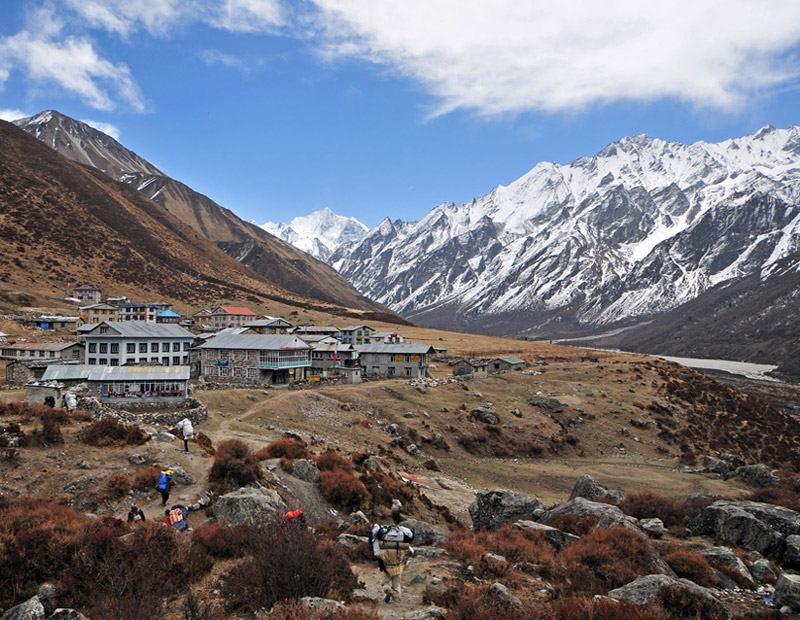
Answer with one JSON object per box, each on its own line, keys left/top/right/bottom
{"left": 404, "top": 355, "right": 411, "bottom": 362}
{"left": 219, "top": 366, "right": 229, "bottom": 377}
{"left": 88, "top": 358, "right": 96, "bottom": 365}
{"left": 388, "top": 367, "right": 395, "bottom": 376}
{"left": 162, "top": 343, "right": 169, "bottom": 352}
{"left": 220, "top": 350, "right": 229, "bottom": 360}
{"left": 183, "top": 342, "right": 189, "bottom": 351}
{"left": 173, "top": 342, "right": 180, "bottom": 352}
{"left": 247, "top": 368, "right": 256, "bottom": 377}
{"left": 139, "top": 343, "right": 147, "bottom": 353}
{"left": 173, "top": 356, "right": 180, "bottom": 365}
{"left": 233, "top": 367, "right": 243, "bottom": 377}
{"left": 72, "top": 350, "right": 80, "bottom": 359}
{"left": 38, "top": 351, "right": 45, "bottom": 358}
{"left": 162, "top": 357, "right": 170, "bottom": 365}
{"left": 405, "top": 367, "right": 412, "bottom": 377}
{"left": 99, "top": 358, "right": 107, "bottom": 365}
{"left": 205, "top": 349, "right": 216, "bottom": 360}
{"left": 182, "top": 356, "right": 188, "bottom": 364}
{"left": 138, "top": 358, "right": 146, "bottom": 364}
{"left": 88, "top": 343, "right": 97, "bottom": 353}
{"left": 151, "top": 343, "right": 158, "bottom": 353}
{"left": 99, "top": 326, "right": 108, "bottom": 334}
{"left": 99, "top": 343, "right": 108, "bottom": 354}
{"left": 127, "top": 343, "right": 135, "bottom": 354}
{"left": 49, "top": 351, "right": 56, "bottom": 358}
{"left": 110, "top": 359, "right": 119, "bottom": 366}
{"left": 110, "top": 343, "right": 119, "bottom": 354}
{"left": 150, "top": 357, "right": 159, "bottom": 363}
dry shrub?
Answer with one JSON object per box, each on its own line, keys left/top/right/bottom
{"left": 192, "top": 523, "right": 249, "bottom": 559}
{"left": 194, "top": 431, "right": 215, "bottom": 456}
{"left": 31, "top": 419, "right": 64, "bottom": 446}
{"left": 352, "top": 418, "right": 372, "bottom": 429}
{"left": 105, "top": 472, "right": 132, "bottom": 496}
{"left": 546, "top": 513, "right": 600, "bottom": 536}
{"left": 319, "top": 469, "right": 368, "bottom": 511}
{"left": 222, "top": 523, "right": 357, "bottom": 614}
{"left": 559, "top": 526, "right": 659, "bottom": 594}
{"left": 749, "top": 479, "right": 800, "bottom": 513}
{"left": 256, "top": 436, "right": 310, "bottom": 460}
{"left": 658, "top": 584, "right": 727, "bottom": 620}
{"left": 78, "top": 417, "right": 148, "bottom": 447}
{"left": 41, "top": 408, "right": 71, "bottom": 425}
{"left": 70, "top": 408, "right": 93, "bottom": 422}
{"left": 619, "top": 491, "right": 692, "bottom": 528}
{"left": 315, "top": 450, "right": 352, "bottom": 472}
{"left": 280, "top": 457, "right": 294, "bottom": 473}
{"left": 360, "top": 471, "right": 413, "bottom": 508}
{"left": 263, "top": 600, "right": 380, "bottom": 620}
{"left": 548, "top": 597, "right": 668, "bottom": 620}
{"left": 131, "top": 466, "right": 160, "bottom": 491}
{"left": 208, "top": 439, "right": 263, "bottom": 490}
{"left": 0, "top": 447, "right": 19, "bottom": 463}
{"left": 662, "top": 550, "right": 717, "bottom": 587}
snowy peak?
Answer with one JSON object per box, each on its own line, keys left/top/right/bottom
{"left": 261, "top": 208, "right": 369, "bottom": 262}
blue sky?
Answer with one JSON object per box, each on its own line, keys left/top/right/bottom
{"left": 2, "top": 1, "right": 800, "bottom": 228}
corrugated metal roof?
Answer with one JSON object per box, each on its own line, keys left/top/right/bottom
{"left": 89, "top": 365, "right": 190, "bottom": 381}
{"left": 247, "top": 317, "right": 292, "bottom": 327}
{"left": 494, "top": 356, "right": 526, "bottom": 364}
{"left": 42, "top": 364, "right": 94, "bottom": 381}
{"left": 356, "top": 342, "right": 435, "bottom": 354}
{"left": 81, "top": 321, "right": 193, "bottom": 339}
{"left": 196, "top": 333, "right": 311, "bottom": 351}
{"left": 311, "top": 342, "right": 356, "bottom": 352}
{"left": 157, "top": 309, "right": 181, "bottom": 317}
{"left": 2, "top": 341, "right": 80, "bottom": 351}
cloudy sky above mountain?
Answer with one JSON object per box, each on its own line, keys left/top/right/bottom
{"left": 2, "top": 0, "right": 800, "bottom": 226}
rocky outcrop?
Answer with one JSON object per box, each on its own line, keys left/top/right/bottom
{"left": 468, "top": 489, "right": 545, "bottom": 531}
{"left": 775, "top": 573, "right": 800, "bottom": 611}
{"left": 512, "top": 521, "right": 579, "bottom": 550}
{"left": 607, "top": 574, "right": 729, "bottom": 618}
{"left": 529, "top": 395, "right": 564, "bottom": 413}
{"left": 211, "top": 487, "right": 287, "bottom": 528}
{"left": 695, "top": 547, "right": 755, "bottom": 588}
{"left": 399, "top": 519, "right": 447, "bottom": 546}
{"left": 726, "top": 464, "right": 779, "bottom": 488}
{"left": 568, "top": 475, "right": 624, "bottom": 505}
{"left": 292, "top": 459, "right": 320, "bottom": 484}
{"left": 539, "top": 497, "right": 626, "bottom": 526}
{"left": 749, "top": 559, "right": 777, "bottom": 584}
{"left": 1, "top": 596, "right": 46, "bottom": 620}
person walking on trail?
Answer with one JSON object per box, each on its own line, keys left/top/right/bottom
{"left": 175, "top": 418, "right": 194, "bottom": 453}
{"left": 156, "top": 469, "right": 174, "bottom": 506}
{"left": 165, "top": 504, "right": 189, "bottom": 531}
{"left": 127, "top": 504, "right": 146, "bottom": 523}
{"left": 369, "top": 524, "right": 415, "bottom": 603}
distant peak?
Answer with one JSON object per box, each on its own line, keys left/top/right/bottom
{"left": 754, "top": 124, "right": 776, "bottom": 138}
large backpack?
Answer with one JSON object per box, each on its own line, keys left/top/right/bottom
{"left": 372, "top": 525, "right": 414, "bottom": 549}
{"left": 157, "top": 471, "right": 173, "bottom": 492}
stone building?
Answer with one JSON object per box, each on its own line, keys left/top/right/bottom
{"left": 490, "top": 356, "right": 527, "bottom": 373}
{"left": 356, "top": 342, "right": 434, "bottom": 378}
{"left": 80, "top": 321, "right": 193, "bottom": 367}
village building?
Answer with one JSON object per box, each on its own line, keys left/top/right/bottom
{"left": 356, "top": 342, "right": 434, "bottom": 378}
{"left": 0, "top": 341, "right": 84, "bottom": 363}
{"left": 490, "top": 356, "right": 527, "bottom": 373}
{"left": 16, "top": 315, "right": 81, "bottom": 331}
{"left": 115, "top": 302, "right": 168, "bottom": 323}
{"left": 451, "top": 359, "right": 488, "bottom": 378}
{"left": 80, "top": 321, "right": 194, "bottom": 367}
{"left": 293, "top": 325, "right": 342, "bottom": 339}
{"left": 156, "top": 309, "right": 182, "bottom": 324}
{"left": 192, "top": 309, "right": 214, "bottom": 329}
{"left": 340, "top": 325, "right": 374, "bottom": 345}
{"left": 42, "top": 364, "right": 190, "bottom": 402}
{"left": 195, "top": 334, "right": 311, "bottom": 385}
{"left": 303, "top": 336, "right": 358, "bottom": 377}
{"left": 370, "top": 331, "right": 404, "bottom": 344}
{"left": 73, "top": 284, "right": 102, "bottom": 304}
{"left": 247, "top": 316, "right": 292, "bottom": 334}
{"left": 211, "top": 306, "right": 258, "bottom": 329}
{"left": 80, "top": 303, "right": 118, "bottom": 324}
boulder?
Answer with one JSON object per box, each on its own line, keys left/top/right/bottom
{"left": 539, "top": 497, "right": 626, "bottom": 526}
{"left": 607, "top": 574, "right": 728, "bottom": 618}
{"left": 128, "top": 454, "right": 147, "bottom": 465}
{"left": 529, "top": 394, "right": 564, "bottom": 413}
{"left": 339, "top": 510, "right": 369, "bottom": 532}
{"left": 469, "top": 489, "right": 545, "bottom": 531}
{"left": 695, "top": 546, "right": 755, "bottom": 588}
{"left": 167, "top": 465, "right": 192, "bottom": 485}
{"left": 593, "top": 512, "right": 676, "bottom": 578}
{"left": 0, "top": 595, "right": 46, "bottom": 620}
{"left": 299, "top": 598, "right": 345, "bottom": 612}
{"left": 152, "top": 431, "right": 176, "bottom": 442}
{"left": 351, "top": 589, "right": 381, "bottom": 604}
{"left": 640, "top": 518, "right": 668, "bottom": 539}
{"left": 399, "top": 519, "right": 447, "bottom": 546}
{"left": 401, "top": 606, "right": 446, "bottom": 620}
{"left": 687, "top": 501, "right": 788, "bottom": 558}
{"left": 211, "top": 487, "right": 287, "bottom": 528}
{"left": 413, "top": 546, "right": 449, "bottom": 559}
{"left": 512, "top": 520, "right": 579, "bottom": 550}
{"left": 336, "top": 534, "right": 368, "bottom": 549}
{"left": 487, "top": 582, "right": 521, "bottom": 607}
{"left": 703, "top": 455, "right": 733, "bottom": 476}
{"left": 469, "top": 408, "right": 499, "bottom": 425}
{"left": 568, "top": 474, "right": 624, "bottom": 505}
{"left": 749, "top": 559, "right": 777, "bottom": 584}
{"left": 727, "top": 464, "right": 780, "bottom": 488}
{"left": 292, "top": 459, "right": 320, "bottom": 483}
{"left": 363, "top": 456, "right": 383, "bottom": 472}
{"left": 48, "top": 612, "right": 90, "bottom": 620}
{"left": 775, "top": 573, "right": 800, "bottom": 611}
{"left": 782, "top": 535, "right": 800, "bottom": 569}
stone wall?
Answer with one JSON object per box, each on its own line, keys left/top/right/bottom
{"left": 6, "top": 361, "right": 39, "bottom": 385}
{"left": 77, "top": 395, "right": 208, "bottom": 426}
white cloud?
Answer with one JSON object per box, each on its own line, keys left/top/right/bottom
{"left": 209, "top": 0, "right": 284, "bottom": 33}
{"left": 65, "top": 0, "right": 188, "bottom": 37}
{"left": 0, "top": 7, "right": 145, "bottom": 112}
{"left": 200, "top": 49, "right": 251, "bottom": 72}
{"left": 0, "top": 108, "right": 29, "bottom": 121}
{"left": 81, "top": 119, "right": 121, "bottom": 139}
{"left": 306, "top": 0, "right": 800, "bottom": 116}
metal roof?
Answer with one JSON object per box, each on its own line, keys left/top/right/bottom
{"left": 311, "top": 342, "right": 355, "bottom": 352}
{"left": 494, "top": 356, "right": 527, "bottom": 364}
{"left": 157, "top": 309, "right": 181, "bottom": 317}
{"left": 341, "top": 325, "right": 372, "bottom": 331}
{"left": 213, "top": 306, "right": 257, "bottom": 316}
{"left": 247, "top": 317, "right": 292, "bottom": 327}
{"left": 294, "top": 326, "right": 340, "bottom": 333}
{"left": 81, "top": 321, "right": 193, "bottom": 339}
{"left": 356, "top": 342, "right": 435, "bottom": 354}
{"left": 195, "top": 333, "right": 311, "bottom": 351}
{"left": 42, "top": 364, "right": 189, "bottom": 381}
{"left": 42, "top": 364, "right": 94, "bottom": 381}
{"left": 2, "top": 341, "right": 81, "bottom": 351}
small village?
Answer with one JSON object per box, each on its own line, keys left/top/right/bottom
{"left": 1, "top": 283, "right": 531, "bottom": 411}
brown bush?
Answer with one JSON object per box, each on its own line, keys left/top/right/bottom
{"left": 360, "top": 470, "right": 413, "bottom": 508}
{"left": 280, "top": 457, "right": 294, "bottom": 473}
{"left": 70, "top": 409, "right": 93, "bottom": 422}
{"left": 315, "top": 450, "right": 352, "bottom": 472}
{"left": 222, "top": 523, "right": 357, "bottom": 613}
{"left": 546, "top": 513, "right": 600, "bottom": 536}
{"left": 131, "top": 466, "right": 160, "bottom": 491}
{"left": 40, "top": 408, "right": 71, "bottom": 425}
{"left": 658, "top": 584, "right": 727, "bottom": 620}
{"left": 32, "top": 419, "right": 64, "bottom": 446}
{"left": 105, "top": 472, "right": 132, "bottom": 496}
{"left": 559, "top": 526, "right": 659, "bottom": 594}
{"left": 319, "top": 469, "right": 368, "bottom": 511}
{"left": 208, "top": 439, "right": 263, "bottom": 490}
{"left": 263, "top": 600, "right": 380, "bottom": 620}
{"left": 749, "top": 479, "right": 800, "bottom": 513}
{"left": 78, "top": 417, "right": 148, "bottom": 447}
{"left": 255, "top": 436, "right": 310, "bottom": 460}
{"left": 619, "top": 491, "right": 692, "bottom": 528}
{"left": 662, "top": 550, "right": 717, "bottom": 587}
{"left": 192, "top": 523, "right": 249, "bottom": 559}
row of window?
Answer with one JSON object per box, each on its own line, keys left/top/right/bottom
{"left": 372, "top": 366, "right": 414, "bottom": 376}
{"left": 203, "top": 366, "right": 257, "bottom": 377}
{"left": 88, "top": 341, "right": 189, "bottom": 354}
{"left": 86, "top": 356, "right": 188, "bottom": 366}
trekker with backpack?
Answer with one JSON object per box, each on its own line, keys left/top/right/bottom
{"left": 156, "top": 469, "right": 174, "bottom": 506}
{"left": 175, "top": 418, "right": 194, "bottom": 453}
{"left": 369, "top": 523, "right": 415, "bottom": 603}
{"left": 165, "top": 504, "right": 189, "bottom": 531}
{"left": 127, "top": 504, "right": 146, "bottom": 523}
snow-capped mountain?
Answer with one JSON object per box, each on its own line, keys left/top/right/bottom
{"left": 261, "top": 207, "right": 369, "bottom": 262}
{"left": 332, "top": 125, "right": 800, "bottom": 337}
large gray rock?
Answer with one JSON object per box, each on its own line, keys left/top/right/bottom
{"left": 592, "top": 512, "right": 676, "bottom": 578}
{"left": 401, "top": 606, "right": 447, "bottom": 620}
{"left": 568, "top": 474, "right": 624, "bottom": 505}
{"left": 727, "top": 464, "right": 779, "bottom": 488}
{"left": 529, "top": 394, "right": 564, "bottom": 413}
{"left": 166, "top": 465, "right": 192, "bottom": 485}
{"left": 749, "top": 559, "right": 777, "bottom": 584}
{"left": 695, "top": 546, "right": 755, "bottom": 588}
{"left": 336, "top": 534, "right": 368, "bottom": 548}
{"left": 704, "top": 455, "right": 733, "bottom": 476}
{"left": 292, "top": 459, "right": 320, "bottom": 483}
{"left": 1, "top": 595, "right": 46, "bottom": 620}
{"left": 339, "top": 510, "right": 369, "bottom": 532}
{"left": 782, "top": 534, "right": 800, "bottom": 569}
{"left": 469, "top": 408, "right": 499, "bottom": 425}
{"left": 211, "top": 487, "right": 287, "bottom": 528}
{"left": 487, "top": 582, "right": 521, "bottom": 607}
{"left": 775, "top": 573, "right": 800, "bottom": 611}
{"left": 512, "top": 520, "right": 579, "bottom": 549}
{"left": 469, "top": 489, "right": 545, "bottom": 531}
{"left": 608, "top": 574, "right": 729, "bottom": 619}
{"left": 539, "top": 497, "right": 626, "bottom": 526}
{"left": 640, "top": 518, "right": 668, "bottom": 539}
{"left": 687, "top": 501, "right": 789, "bottom": 558}
{"left": 48, "top": 612, "right": 90, "bottom": 620}
{"left": 299, "top": 598, "right": 345, "bottom": 612}
{"left": 363, "top": 455, "right": 383, "bottom": 472}
{"left": 399, "top": 519, "right": 447, "bottom": 546}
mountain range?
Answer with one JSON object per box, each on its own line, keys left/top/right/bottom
{"left": 261, "top": 208, "right": 368, "bottom": 262}
{"left": 12, "top": 110, "right": 389, "bottom": 316}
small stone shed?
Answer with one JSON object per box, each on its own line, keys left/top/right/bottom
{"left": 489, "top": 356, "right": 527, "bottom": 373}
